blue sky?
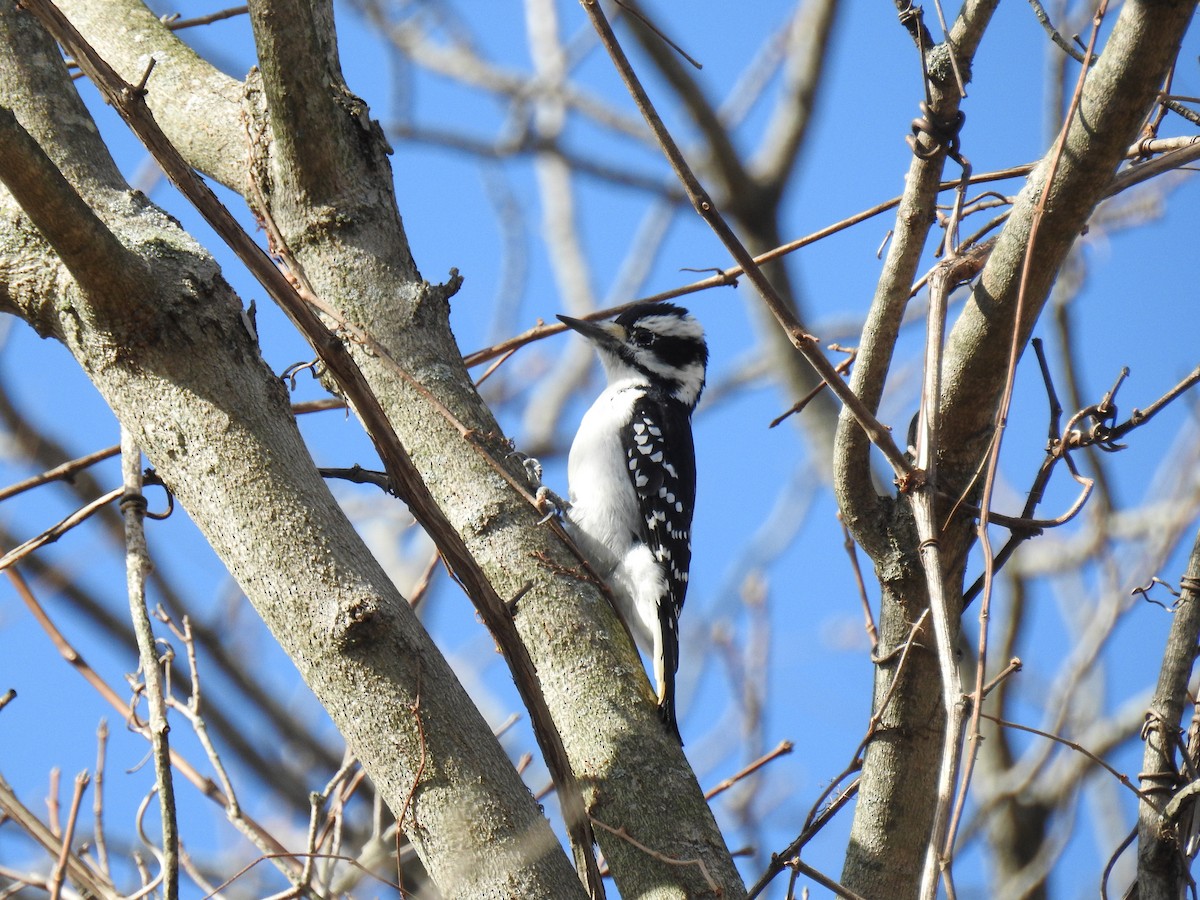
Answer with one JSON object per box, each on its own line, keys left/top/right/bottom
{"left": 2, "top": 1, "right": 1199, "bottom": 896}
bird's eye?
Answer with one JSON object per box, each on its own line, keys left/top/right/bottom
{"left": 631, "top": 328, "right": 656, "bottom": 347}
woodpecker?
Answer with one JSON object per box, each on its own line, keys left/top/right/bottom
{"left": 558, "top": 303, "right": 707, "bottom": 742}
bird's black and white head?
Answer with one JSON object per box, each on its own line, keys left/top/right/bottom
{"left": 557, "top": 303, "right": 708, "bottom": 410}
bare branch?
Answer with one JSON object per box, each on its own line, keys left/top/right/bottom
{"left": 121, "top": 430, "right": 179, "bottom": 899}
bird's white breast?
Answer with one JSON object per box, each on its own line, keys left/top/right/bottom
{"left": 566, "top": 382, "right": 643, "bottom": 570}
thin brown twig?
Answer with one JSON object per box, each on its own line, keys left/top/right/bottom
{"left": 472, "top": 346, "right": 519, "bottom": 388}
{"left": 838, "top": 514, "right": 877, "bottom": 651}
{"left": 48, "top": 771, "right": 89, "bottom": 900}
{"left": 589, "top": 816, "right": 718, "bottom": 895}
{"left": 705, "top": 740, "right": 794, "bottom": 800}
{"left": 612, "top": 0, "right": 702, "bottom": 69}
{"left": 769, "top": 347, "right": 856, "bottom": 428}
{"left": 979, "top": 711, "right": 1153, "bottom": 804}
{"left": 944, "top": 4, "right": 1110, "bottom": 886}
{"left": 93, "top": 719, "right": 111, "bottom": 877}
{"left": 163, "top": 5, "right": 247, "bottom": 30}
{"left": 10, "top": 567, "right": 299, "bottom": 879}
{"left": 0, "top": 444, "right": 120, "bottom": 503}
{"left": 789, "top": 858, "right": 869, "bottom": 900}
{"left": 980, "top": 658, "right": 1022, "bottom": 700}
{"left": 406, "top": 548, "right": 442, "bottom": 612}
{"left": 0, "top": 487, "right": 122, "bottom": 573}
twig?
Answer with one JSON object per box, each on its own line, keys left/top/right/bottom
{"left": 121, "top": 430, "right": 179, "bottom": 899}
{"left": 912, "top": 253, "right": 969, "bottom": 900}
{"left": 1107, "top": 364, "right": 1200, "bottom": 443}
{"left": 705, "top": 740, "right": 794, "bottom": 800}
{"left": 163, "top": 5, "right": 247, "bottom": 31}
{"left": 129, "top": 791, "right": 167, "bottom": 900}
{"left": 979, "top": 711, "right": 1151, "bottom": 804}
{"left": 980, "top": 658, "right": 1022, "bottom": 700}
{"left": 406, "top": 548, "right": 442, "bottom": 611}
{"left": 0, "top": 444, "right": 119, "bottom": 503}
{"left": 0, "top": 487, "right": 123, "bottom": 573}
{"left": 748, "top": 775, "right": 861, "bottom": 900}
{"left": 838, "top": 514, "right": 877, "bottom": 651}
{"left": 93, "top": 720, "right": 111, "bottom": 877}
{"left": 789, "top": 859, "right": 869, "bottom": 900}
{"left": 48, "top": 771, "right": 89, "bottom": 900}
{"left": 589, "top": 816, "right": 719, "bottom": 895}
{"left": 612, "top": 0, "right": 702, "bottom": 69}
{"left": 46, "top": 768, "right": 60, "bottom": 837}
{"left": 1100, "top": 825, "right": 1138, "bottom": 900}
{"left": 10, "top": 567, "right": 300, "bottom": 880}
{"left": 1026, "top": 0, "right": 1086, "bottom": 62}
{"left": 769, "top": 347, "right": 856, "bottom": 428}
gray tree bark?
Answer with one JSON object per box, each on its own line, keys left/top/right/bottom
{"left": 0, "top": 0, "right": 746, "bottom": 896}
{"left": 836, "top": 0, "right": 1196, "bottom": 895}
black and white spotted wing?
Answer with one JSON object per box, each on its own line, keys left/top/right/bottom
{"left": 622, "top": 389, "right": 697, "bottom": 670}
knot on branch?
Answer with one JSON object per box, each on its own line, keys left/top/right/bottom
{"left": 896, "top": 467, "right": 927, "bottom": 494}
{"left": 332, "top": 595, "right": 387, "bottom": 652}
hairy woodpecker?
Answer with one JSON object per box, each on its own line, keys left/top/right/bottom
{"left": 558, "top": 303, "right": 707, "bottom": 742}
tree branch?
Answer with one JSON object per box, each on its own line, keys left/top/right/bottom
{"left": 4, "top": 5, "right": 586, "bottom": 895}
{"left": 1136, "top": 529, "right": 1200, "bottom": 897}
{"left": 54, "top": 0, "right": 246, "bottom": 189}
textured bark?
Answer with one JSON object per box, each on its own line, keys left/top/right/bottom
{"left": 1135, "top": 528, "right": 1200, "bottom": 899}
{"left": 837, "top": 0, "right": 1194, "bottom": 895}
{"left": 53, "top": 0, "right": 246, "bottom": 189}
{"left": 1, "top": 0, "right": 746, "bottom": 895}
{"left": 939, "top": 0, "right": 1195, "bottom": 475}
{"left": 238, "top": 0, "right": 744, "bottom": 895}
{"left": 842, "top": 566, "right": 948, "bottom": 895}
{"left": 0, "top": 7, "right": 582, "bottom": 899}
{"left": 835, "top": 3, "right": 992, "bottom": 894}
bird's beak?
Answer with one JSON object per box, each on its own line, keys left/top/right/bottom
{"left": 557, "top": 314, "right": 625, "bottom": 348}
